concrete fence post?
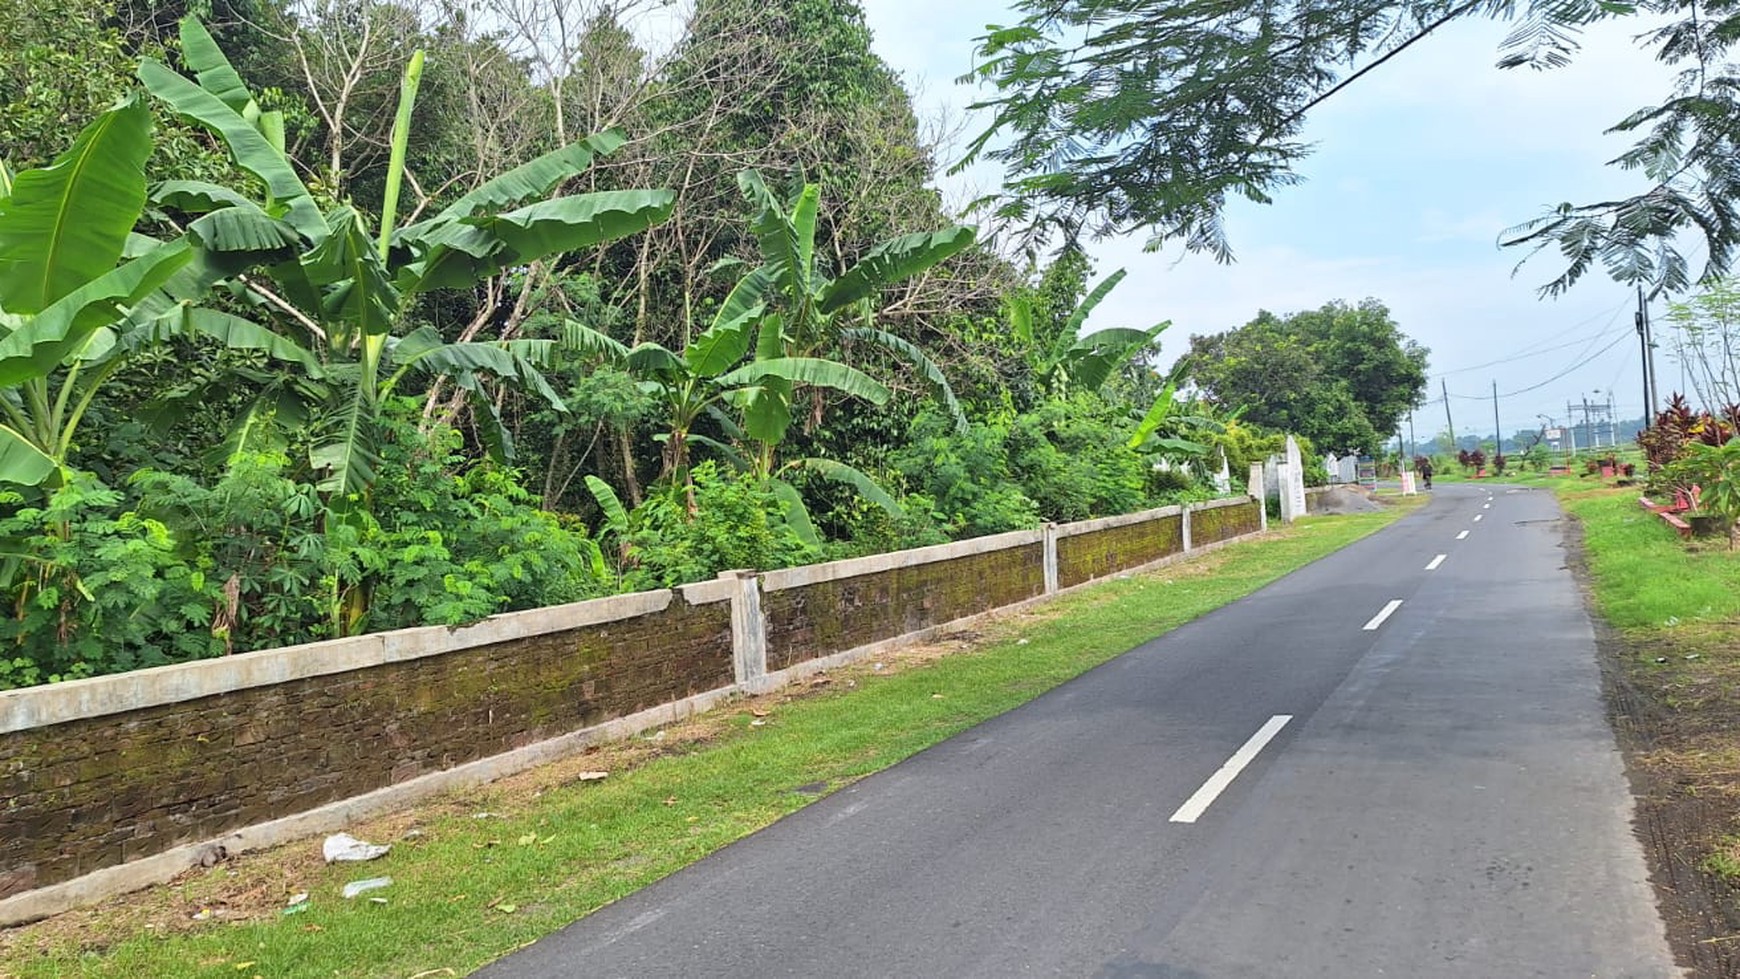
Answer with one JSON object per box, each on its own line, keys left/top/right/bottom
{"left": 721, "top": 570, "right": 767, "bottom": 690}
{"left": 1181, "top": 503, "right": 1194, "bottom": 553}
{"left": 1042, "top": 523, "right": 1059, "bottom": 594}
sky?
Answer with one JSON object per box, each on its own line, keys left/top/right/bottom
{"left": 857, "top": 0, "right": 1686, "bottom": 444}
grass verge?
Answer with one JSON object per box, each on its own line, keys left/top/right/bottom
{"left": 2, "top": 504, "right": 1413, "bottom": 979}
{"left": 1556, "top": 482, "right": 1740, "bottom": 976}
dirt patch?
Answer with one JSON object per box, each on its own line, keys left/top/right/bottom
{"left": 1564, "top": 514, "right": 1740, "bottom": 976}
{"left": 1312, "top": 486, "right": 1383, "bottom": 514}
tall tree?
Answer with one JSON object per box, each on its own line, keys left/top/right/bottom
{"left": 962, "top": 0, "right": 1740, "bottom": 295}
{"left": 1186, "top": 300, "right": 1427, "bottom": 453}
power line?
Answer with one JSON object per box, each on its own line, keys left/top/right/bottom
{"left": 1431, "top": 298, "right": 1634, "bottom": 378}
{"left": 1497, "top": 331, "right": 1635, "bottom": 398}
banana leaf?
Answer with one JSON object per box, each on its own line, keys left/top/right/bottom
{"left": 819, "top": 225, "right": 977, "bottom": 313}
{"left": 0, "top": 98, "right": 151, "bottom": 314}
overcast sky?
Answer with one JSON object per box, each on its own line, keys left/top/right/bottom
{"left": 859, "top": 1, "right": 1683, "bottom": 441}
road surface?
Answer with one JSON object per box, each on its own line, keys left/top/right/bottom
{"left": 481, "top": 484, "right": 1678, "bottom": 978}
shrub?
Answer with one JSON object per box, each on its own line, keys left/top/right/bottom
{"left": 623, "top": 462, "right": 815, "bottom": 588}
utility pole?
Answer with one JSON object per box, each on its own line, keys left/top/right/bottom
{"left": 1441, "top": 379, "right": 1456, "bottom": 453}
{"left": 1407, "top": 411, "right": 1417, "bottom": 460}
{"left": 1492, "top": 380, "right": 1502, "bottom": 459}
{"left": 1583, "top": 395, "right": 1595, "bottom": 449}
{"left": 1635, "top": 286, "right": 1654, "bottom": 422}
{"left": 1638, "top": 284, "right": 1660, "bottom": 421}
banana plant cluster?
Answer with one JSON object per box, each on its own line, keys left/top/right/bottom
{"left": 569, "top": 169, "right": 975, "bottom": 545}
{"left": 132, "top": 18, "right": 675, "bottom": 498}
{"left": 0, "top": 18, "right": 676, "bottom": 502}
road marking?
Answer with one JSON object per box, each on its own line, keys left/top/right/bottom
{"left": 1456, "top": 530, "right": 1469, "bottom": 540}
{"left": 1483, "top": 503, "right": 1491, "bottom": 509}
{"left": 1473, "top": 514, "right": 1483, "bottom": 522}
{"left": 1363, "top": 599, "right": 1404, "bottom": 631}
{"left": 1169, "top": 714, "right": 1293, "bottom": 824}
{"left": 1426, "top": 554, "right": 1447, "bottom": 570}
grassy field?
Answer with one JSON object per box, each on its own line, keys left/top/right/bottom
{"left": 1, "top": 504, "right": 1415, "bottom": 979}
{"left": 1552, "top": 479, "right": 1740, "bottom": 976}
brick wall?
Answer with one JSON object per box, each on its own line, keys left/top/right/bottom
{"left": 0, "top": 594, "right": 732, "bottom": 900}
{"left": 1192, "top": 499, "right": 1263, "bottom": 545}
{"left": 1, "top": 496, "right": 1266, "bottom": 920}
{"left": 761, "top": 541, "right": 1045, "bottom": 672}
{"left": 1056, "top": 512, "right": 1185, "bottom": 589}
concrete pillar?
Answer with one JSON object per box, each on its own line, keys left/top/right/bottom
{"left": 1181, "top": 504, "right": 1193, "bottom": 553}
{"left": 1041, "top": 523, "right": 1059, "bottom": 594}
{"left": 721, "top": 570, "right": 767, "bottom": 689}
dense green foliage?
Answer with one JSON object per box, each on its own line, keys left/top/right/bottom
{"left": 0, "top": 2, "right": 1424, "bottom": 688}
{"left": 1186, "top": 299, "right": 1429, "bottom": 454}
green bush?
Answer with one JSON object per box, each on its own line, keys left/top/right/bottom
{"left": 0, "top": 413, "right": 613, "bottom": 688}
{"left": 890, "top": 410, "right": 1041, "bottom": 537}
{"left": 1007, "top": 398, "right": 1150, "bottom": 521}
{"left": 623, "top": 462, "right": 816, "bottom": 588}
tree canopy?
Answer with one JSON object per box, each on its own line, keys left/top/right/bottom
{"left": 961, "top": 0, "right": 1740, "bottom": 296}
{"left": 1186, "top": 299, "right": 1428, "bottom": 454}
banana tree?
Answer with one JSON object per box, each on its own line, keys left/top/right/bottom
{"left": 137, "top": 17, "right": 676, "bottom": 499}
{"left": 565, "top": 265, "right": 893, "bottom": 517}
{"left": 734, "top": 170, "right": 976, "bottom": 446}
{"left": 1009, "top": 268, "right": 1172, "bottom": 398}
{"left": 0, "top": 96, "right": 218, "bottom": 488}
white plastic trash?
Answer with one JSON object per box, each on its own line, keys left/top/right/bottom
{"left": 342, "top": 876, "right": 393, "bottom": 899}
{"left": 324, "top": 832, "right": 390, "bottom": 863}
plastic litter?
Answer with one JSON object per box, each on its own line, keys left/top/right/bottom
{"left": 324, "top": 833, "right": 390, "bottom": 863}
{"left": 342, "top": 877, "right": 393, "bottom": 899}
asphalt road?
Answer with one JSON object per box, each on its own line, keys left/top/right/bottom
{"left": 480, "top": 484, "right": 1679, "bottom": 978}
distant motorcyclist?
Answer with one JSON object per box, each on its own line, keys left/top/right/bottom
{"left": 1418, "top": 458, "right": 1434, "bottom": 490}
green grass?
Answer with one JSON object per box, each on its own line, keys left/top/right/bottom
{"left": 2, "top": 506, "right": 1410, "bottom": 979}
{"left": 1558, "top": 487, "right": 1740, "bottom": 633}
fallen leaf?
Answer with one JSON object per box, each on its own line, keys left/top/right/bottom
{"left": 517, "top": 833, "right": 537, "bottom": 846}
{"left": 498, "top": 903, "right": 518, "bottom": 914}
{"left": 749, "top": 708, "right": 770, "bottom": 718}
{"left": 931, "top": 694, "right": 944, "bottom": 700}
{"left": 750, "top": 719, "right": 765, "bottom": 727}
{"left": 233, "top": 963, "right": 256, "bottom": 971}
{"left": 663, "top": 796, "right": 678, "bottom": 806}
{"left": 575, "top": 771, "right": 609, "bottom": 782}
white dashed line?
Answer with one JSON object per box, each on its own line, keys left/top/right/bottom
{"left": 1473, "top": 514, "right": 1483, "bottom": 522}
{"left": 1169, "top": 715, "right": 1293, "bottom": 824}
{"left": 1456, "top": 531, "right": 1470, "bottom": 540}
{"left": 1426, "top": 554, "right": 1447, "bottom": 571}
{"left": 1363, "top": 599, "right": 1404, "bottom": 631}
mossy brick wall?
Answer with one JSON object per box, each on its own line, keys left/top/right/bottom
{"left": 0, "top": 595, "right": 732, "bottom": 899}
{"left": 1193, "top": 500, "right": 1262, "bottom": 544}
{"left": 1056, "top": 513, "right": 1184, "bottom": 589}
{"left": 761, "top": 543, "right": 1046, "bottom": 672}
